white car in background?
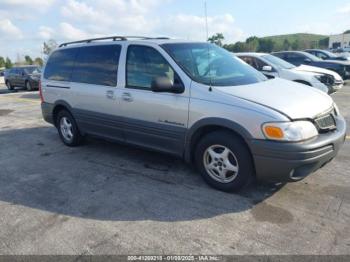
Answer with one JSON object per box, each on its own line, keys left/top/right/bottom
{"left": 0, "top": 70, "right": 5, "bottom": 85}
{"left": 236, "top": 53, "right": 344, "bottom": 94}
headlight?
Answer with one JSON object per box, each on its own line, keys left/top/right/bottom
{"left": 262, "top": 121, "right": 318, "bottom": 142}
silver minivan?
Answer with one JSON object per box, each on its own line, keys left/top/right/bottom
{"left": 41, "top": 36, "right": 346, "bottom": 192}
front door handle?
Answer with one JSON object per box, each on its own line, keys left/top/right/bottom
{"left": 122, "top": 92, "right": 133, "bottom": 102}
{"left": 106, "top": 90, "right": 115, "bottom": 99}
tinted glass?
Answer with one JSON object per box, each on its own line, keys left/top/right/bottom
{"left": 126, "top": 45, "right": 176, "bottom": 90}
{"left": 162, "top": 43, "right": 266, "bottom": 86}
{"left": 262, "top": 54, "right": 295, "bottom": 69}
{"left": 321, "top": 50, "right": 338, "bottom": 58}
{"left": 301, "top": 52, "right": 322, "bottom": 61}
{"left": 72, "top": 45, "right": 121, "bottom": 86}
{"left": 44, "top": 48, "right": 78, "bottom": 81}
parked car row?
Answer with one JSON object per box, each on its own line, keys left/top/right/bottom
{"left": 235, "top": 48, "right": 350, "bottom": 94}
{"left": 39, "top": 36, "right": 346, "bottom": 192}
{"left": 4, "top": 65, "right": 42, "bottom": 91}
{"left": 236, "top": 53, "right": 344, "bottom": 94}
{"left": 272, "top": 51, "right": 350, "bottom": 80}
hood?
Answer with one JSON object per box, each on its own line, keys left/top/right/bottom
{"left": 214, "top": 78, "right": 334, "bottom": 120}
{"left": 294, "top": 65, "right": 343, "bottom": 81}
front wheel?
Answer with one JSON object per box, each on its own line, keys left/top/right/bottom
{"left": 195, "top": 131, "right": 254, "bottom": 192}
{"left": 56, "top": 110, "right": 83, "bottom": 147}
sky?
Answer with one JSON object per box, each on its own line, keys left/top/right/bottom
{"left": 0, "top": 0, "right": 350, "bottom": 61}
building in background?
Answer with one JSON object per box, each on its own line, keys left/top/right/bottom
{"left": 329, "top": 33, "right": 350, "bottom": 49}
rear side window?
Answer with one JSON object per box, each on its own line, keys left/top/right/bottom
{"left": 44, "top": 48, "right": 78, "bottom": 81}
{"left": 72, "top": 45, "right": 121, "bottom": 86}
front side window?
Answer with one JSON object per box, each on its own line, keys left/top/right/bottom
{"left": 126, "top": 45, "right": 177, "bottom": 90}
{"left": 72, "top": 45, "right": 121, "bottom": 86}
{"left": 44, "top": 48, "right": 78, "bottom": 81}
{"left": 315, "top": 52, "right": 328, "bottom": 60}
{"left": 162, "top": 43, "right": 266, "bottom": 86}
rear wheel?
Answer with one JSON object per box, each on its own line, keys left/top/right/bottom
{"left": 6, "top": 81, "right": 13, "bottom": 90}
{"left": 56, "top": 110, "right": 83, "bottom": 147}
{"left": 195, "top": 131, "right": 254, "bottom": 192}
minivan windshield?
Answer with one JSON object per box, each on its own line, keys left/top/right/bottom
{"left": 262, "top": 54, "right": 295, "bottom": 69}
{"left": 162, "top": 43, "right": 267, "bottom": 86}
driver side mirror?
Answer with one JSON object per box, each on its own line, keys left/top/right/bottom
{"left": 262, "top": 65, "right": 273, "bottom": 72}
{"left": 151, "top": 77, "right": 184, "bottom": 94}
{"left": 304, "top": 58, "right": 312, "bottom": 64}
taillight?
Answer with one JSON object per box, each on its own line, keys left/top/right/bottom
{"left": 39, "top": 80, "right": 44, "bottom": 103}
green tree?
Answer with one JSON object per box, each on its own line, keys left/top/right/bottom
{"left": 319, "top": 38, "right": 329, "bottom": 49}
{"left": 34, "top": 57, "right": 44, "bottom": 67}
{"left": 224, "top": 42, "right": 249, "bottom": 52}
{"left": 208, "top": 33, "right": 225, "bottom": 47}
{"left": 283, "top": 39, "right": 291, "bottom": 50}
{"left": 5, "top": 57, "right": 12, "bottom": 69}
{"left": 43, "top": 39, "right": 58, "bottom": 56}
{"left": 344, "top": 30, "right": 350, "bottom": 34}
{"left": 258, "top": 39, "right": 275, "bottom": 52}
{"left": 0, "top": 56, "right": 5, "bottom": 68}
{"left": 25, "top": 55, "right": 33, "bottom": 65}
{"left": 246, "top": 36, "right": 259, "bottom": 51}
{"left": 291, "top": 39, "right": 300, "bottom": 50}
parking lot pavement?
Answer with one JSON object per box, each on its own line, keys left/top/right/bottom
{"left": 0, "top": 82, "right": 349, "bottom": 255}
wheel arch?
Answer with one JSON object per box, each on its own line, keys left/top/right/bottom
{"left": 184, "top": 118, "right": 253, "bottom": 164}
{"left": 52, "top": 100, "right": 74, "bottom": 127}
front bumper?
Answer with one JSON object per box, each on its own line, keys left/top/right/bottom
{"left": 249, "top": 115, "right": 347, "bottom": 182}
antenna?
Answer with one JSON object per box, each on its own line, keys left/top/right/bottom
{"left": 204, "top": 1, "right": 212, "bottom": 91}
{"left": 204, "top": 1, "right": 209, "bottom": 41}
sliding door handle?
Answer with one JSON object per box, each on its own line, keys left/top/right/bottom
{"left": 122, "top": 92, "right": 133, "bottom": 102}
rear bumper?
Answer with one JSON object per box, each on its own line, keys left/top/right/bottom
{"left": 41, "top": 102, "right": 55, "bottom": 125}
{"left": 250, "top": 116, "right": 347, "bottom": 182}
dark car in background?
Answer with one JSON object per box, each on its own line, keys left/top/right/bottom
{"left": 272, "top": 51, "right": 350, "bottom": 79}
{"left": 305, "top": 49, "right": 350, "bottom": 62}
{"left": 4, "top": 66, "right": 41, "bottom": 91}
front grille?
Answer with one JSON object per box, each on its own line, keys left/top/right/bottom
{"left": 314, "top": 113, "right": 336, "bottom": 132}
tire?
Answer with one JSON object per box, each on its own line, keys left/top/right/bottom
{"left": 56, "top": 110, "right": 83, "bottom": 147}
{"left": 195, "top": 131, "right": 254, "bottom": 192}
{"left": 25, "top": 81, "right": 32, "bottom": 91}
{"left": 6, "top": 81, "right": 13, "bottom": 91}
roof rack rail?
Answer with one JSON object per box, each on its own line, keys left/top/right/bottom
{"left": 59, "top": 36, "right": 171, "bottom": 48}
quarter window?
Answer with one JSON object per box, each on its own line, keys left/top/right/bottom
{"left": 72, "top": 45, "right": 121, "bottom": 86}
{"left": 126, "top": 45, "right": 176, "bottom": 90}
{"left": 44, "top": 48, "right": 78, "bottom": 81}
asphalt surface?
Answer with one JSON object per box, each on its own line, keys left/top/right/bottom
{"left": 0, "top": 82, "right": 349, "bottom": 255}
